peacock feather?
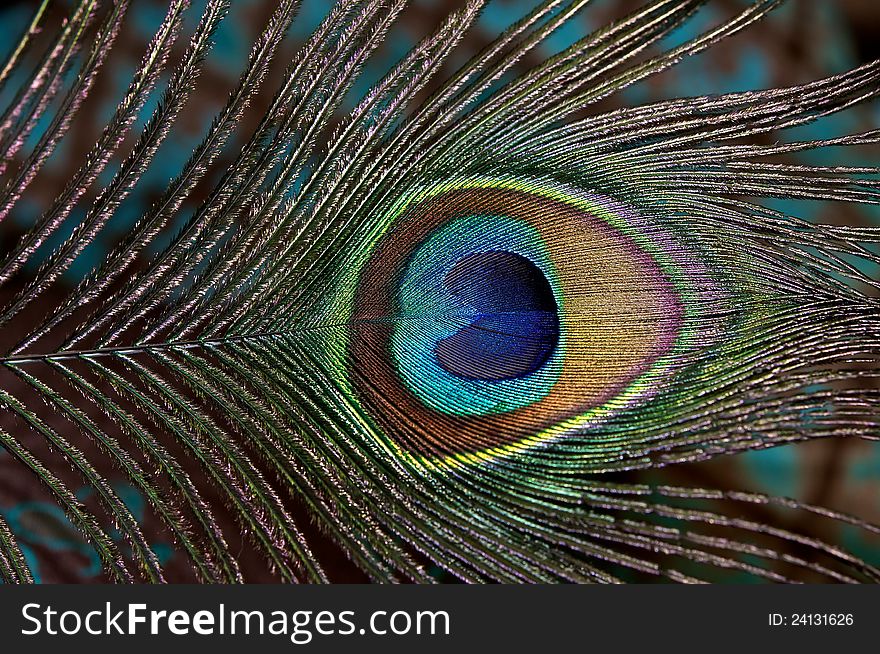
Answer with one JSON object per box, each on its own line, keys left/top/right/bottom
{"left": 0, "top": 0, "right": 878, "bottom": 583}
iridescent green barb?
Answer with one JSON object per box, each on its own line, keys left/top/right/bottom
{"left": 0, "top": 0, "right": 877, "bottom": 583}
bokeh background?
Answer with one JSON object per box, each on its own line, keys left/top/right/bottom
{"left": 0, "top": 0, "right": 878, "bottom": 582}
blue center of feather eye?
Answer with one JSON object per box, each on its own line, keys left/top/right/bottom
{"left": 434, "top": 251, "right": 559, "bottom": 381}
{"left": 392, "top": 213, "right": 563, "bottom": 416}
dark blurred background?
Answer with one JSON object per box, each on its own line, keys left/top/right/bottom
{"left": 0, "top": 0, "right": 877, "bottom": 582}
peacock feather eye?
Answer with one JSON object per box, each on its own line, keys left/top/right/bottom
{"left": 339, "top": 179, "right": 708, "bottom": 467}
